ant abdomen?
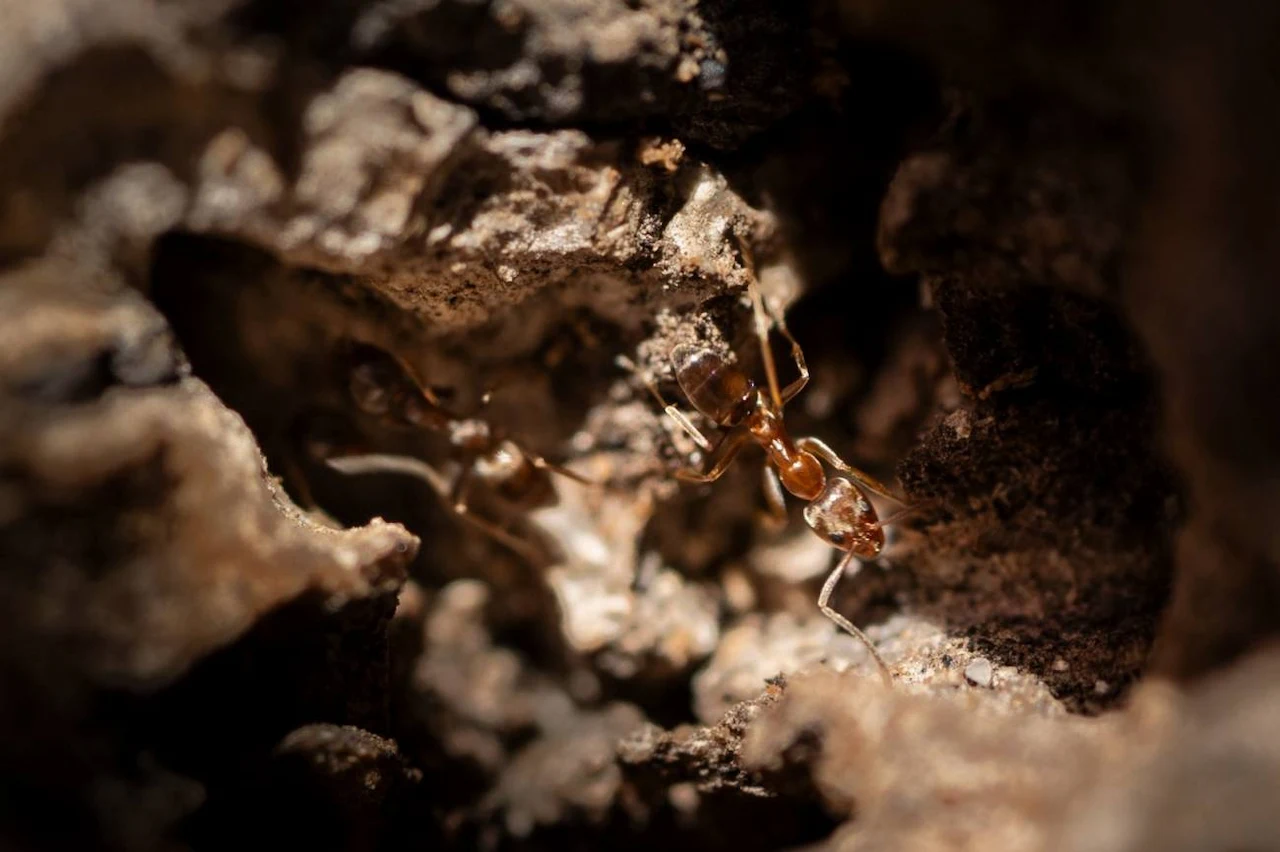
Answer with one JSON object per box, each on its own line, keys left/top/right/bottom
{"left": 803, "top": 477, "right": 885, "bottom": 559}
{"left": 671, "top": 344, "right": 756, "bottom": 426}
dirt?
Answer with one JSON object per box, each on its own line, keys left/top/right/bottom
{"left": 3, "top": 0, "right": 1280, "bottom": 850}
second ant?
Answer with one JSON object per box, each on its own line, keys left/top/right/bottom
{"left": 620, "top": 252, "right": 914, "bottom": 684}
{"left": 303, "top": 339, "right": 592, "bottom": 566}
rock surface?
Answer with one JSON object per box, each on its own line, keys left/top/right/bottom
{"left": 0, "top": 257, "right": 416, "bottom": 850}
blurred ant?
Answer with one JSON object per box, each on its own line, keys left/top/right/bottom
{"left": 620, "top": 249, "right": 913, "bottom": 684}
{"left": 304, "top": 340, "right": 591, "bottom": 564}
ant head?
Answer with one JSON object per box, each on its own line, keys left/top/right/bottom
{"left": 803, "top": 477, "right": 885, "bottom": 558}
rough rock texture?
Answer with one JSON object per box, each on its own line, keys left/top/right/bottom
{"left": 246, "top": 724, "right": 431, "bottom": 851}
{"left": 876, "top": 98, "right": 1177, "bottom": 709}
{"left": 184, "top": 67, "right": 780, "bottom": 334}
{"left": 5, "top": 0, "right": 1280, "bottom": 850}
{"left": 732, "top": 644, "right": 1280, "bottom": 852}
{"left": 352, "top": 0, "right": 828, "bottom": 148}
{"left": 0, "top": 259, "right": 416, "bottom": 850}
{"left": 623, "top": 646, "right": 1280, "bottom": 851}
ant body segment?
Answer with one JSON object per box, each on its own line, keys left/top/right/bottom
{"left": 620, "top": 266, "right": 912, "bottom": 685}
{"left": 309, "top": 340, "right": 591, "bottom": 565}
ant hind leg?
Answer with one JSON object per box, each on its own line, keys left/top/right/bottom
{"left": 818, "top": 549, "right": 893, "bottom": 686}
{"left": 759, "top": 465, "right": 789, "bottom": 532}
{"left": 794, "top": 436, "right": 908, "bottom": 506}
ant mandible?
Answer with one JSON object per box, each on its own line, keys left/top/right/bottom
{"left": 309, "top": 340, "right": 591, "bottom": 565}
{"left": 620, "top": 248, "right": 912, "bottom": 685}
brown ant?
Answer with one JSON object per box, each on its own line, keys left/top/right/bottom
{"left": 306, "top": 340, "right": 592, "bottom": 565}
{"left": 620, "top": 259, "right": 913, "bottom": 684}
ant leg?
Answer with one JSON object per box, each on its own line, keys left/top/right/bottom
{"left": 323, "top": 452, "right": 452, "bottom": 493}
{"left": 526, "top": 452, "right": 596, "bottom": 487}
{"left": 759, "top": 465, "right": 789, "bottom": 532}
{"left": 819, "top": 549, "right": 893, "bottom": 686}
{"left": 323, "top": 452, "right": 545, "bottom": 563}
{"left": 448, "top": 466, "right": 546, "bottom": 565}
{"left": 616, "top": 354, "right": 715, "bottom": 451}
{"left": 746, "top": 274, "right": 785, "bottom": 411}
{"left": 773, "top": 317, "right": 809, "bottom": 407}
{"left": 665, "top": 407, "right": 715, "bottom": 453}
{"left": 742, "top": 257, "right": 809, "bottom": 409}
{"left": 753, "top": 285, "right": 810, "bottom": 407}
{"left": 674, "top": 427, "right": 751, "bottom": 484}
{"left": 794, "top": 436, "right": 908, "bottom": 506}
{"left": 878, "top": 506, "right": 922, "bottom": 527}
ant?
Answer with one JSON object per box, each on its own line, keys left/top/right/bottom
{"left": 620, "top": 253, "right": 913, "bottom": 685}
{"left": 303, "top": 339, "right": 592, "bottom": 565}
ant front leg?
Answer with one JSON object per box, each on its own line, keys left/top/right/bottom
{"left": 794, "top": 436, "right": 908, "bottom": 506}
{"left": 746, "top": 274, "right": 785, "bottom": 411}
{"left": 673, "top": 427, "right": 751, "bottom": 484}
{"left": 751, "top": 277, "right": 810, "bottom": 407}
{"left": 772, "top": 313, "right": 809, "bottom": 407}
{"left": 741, "top": 251, "right": 809, "bottom": 409}
{"left": 818, "top": 549, "right": 893, "bottom": 686}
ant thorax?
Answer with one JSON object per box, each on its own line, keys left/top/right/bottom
{"left": 448, "top": 418, "right": 492, "bottom": 452}
{"left": 475, "top": 439, "right": 555, "bottom": 507}
{"left": 473, "top": 439, "right": 527, "bottom": 481}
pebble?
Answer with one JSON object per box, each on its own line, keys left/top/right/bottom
{"left": 964, "top": 657, "right": 994, "bottom": 688}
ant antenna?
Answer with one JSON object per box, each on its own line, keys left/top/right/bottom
{"left": 736, "top": 238, "right": 785, "bottom": 411}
